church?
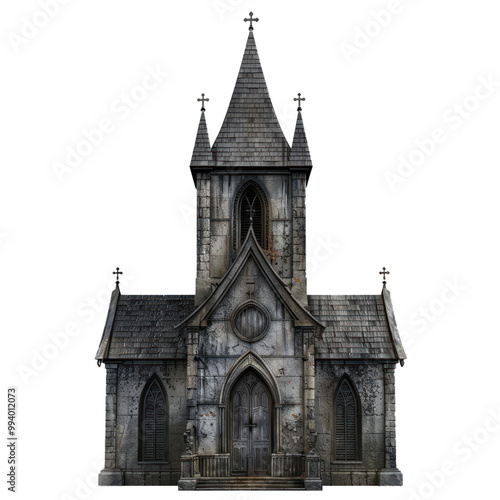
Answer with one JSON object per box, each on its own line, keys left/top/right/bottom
{"left": 95, "top": 14, "right": 406, "bottom": 490}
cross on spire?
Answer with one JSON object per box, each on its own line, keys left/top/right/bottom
{"left": 294, "top": 93, "right": 306, "bottom": 111}
{"left": 379, "top": 267, "right": 390, "bottom": 286}
{"left": 244, "top": 12, "right": 259, "bottom": 30}
{"left": 197, "top": 93, "right": 209, "bottom": 111}
{"left": 113, "top": 267, "right": 123, "bottom": 286}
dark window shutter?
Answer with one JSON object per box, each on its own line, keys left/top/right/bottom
{"left": 240, "top": 188, "right": 263, "bottom": 246}
{"left": 141, "top": 379, "right": 167, "bottom": 461}
{"left": 335, "top": 379, "right": 359, "bottom": 461}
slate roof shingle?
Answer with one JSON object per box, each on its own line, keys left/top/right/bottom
{"left": 289, "top": 110, "right": 312, "bottom": 168}
{"left": 308, "top": 294, "right": 405, "bottom": 360}
{"left": 97, "top": 291, "right": 405, "bottom": 362}
{"left": 190, "top": 110, "right": 214, "bottom": 169}
{"left": 212, "top": 31, "right": 291, "bottom": 167}
{"left": 96, "top": 294, "right": 195, "bottom": 361}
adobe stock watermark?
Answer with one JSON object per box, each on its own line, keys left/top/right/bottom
{"left": 384, "top": 74, "right": 499, "bottom": 191}
{"left": 60, "top": 459, "right": 103, "bottom": 500}
{"left": 399, "top": 277, "right": 466, "bottom": 347}
{"left": 213, "top": 0, "right": 247, "bottom": 21}
{"left": 17, "top": 274, "right": 133, "bottom": 385}
{"left": 407, "top": 404, "right": 500, "bottom": 500}
{"left": 307, "top": 235, "right": 341, "bottom": 275}
{"left": 7, "top": 0, "right": 72, "bottom": 54}
{"left": 51, "top": 65, "right": 169, "bottom": 183}
{"left": 276, "top": 102, "right": 298, "bottom": 129}
{"left": 340, "top": 0, "right": 417, "bottom": 64}
{"left": 179, "top": 199, "right": 197, "bottom": 226}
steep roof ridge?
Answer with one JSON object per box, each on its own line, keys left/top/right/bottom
{"left": 95, "top": 284, "right": 121, "bottom": 364}
{"left": 381, "top": 285, "right": 407, "bottom": 363}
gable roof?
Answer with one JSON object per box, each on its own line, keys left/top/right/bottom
{"left": 177, "top": 227, "right": 324, "bottom": 331}
{"left": 95, "top": 290, "right": 195, "bottom": 362}
{"left": 94, "top": 289, "right": 406, "bottom": 363}
{"left": 308, "top": 291, "right": 406, "bottom": 362}
{"left": 211, "top": 31, "right": 291, "bottom": 168}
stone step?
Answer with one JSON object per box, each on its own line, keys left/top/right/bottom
{"left": 195, "top": 477, "right": 305, "bottom": 490}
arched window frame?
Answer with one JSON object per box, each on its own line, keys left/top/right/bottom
{"left": 233, "top": 181, "right": 270, "bottom": 250}
{"left": 333, "top": 375, "right": 362, "bottom": 462}
{"left": 138, "top": 374, "right": 168, "bottom": 462}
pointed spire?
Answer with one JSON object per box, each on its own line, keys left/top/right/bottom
{"left": 289, "top": 110, "right": 312, "bottom": 170}
{"left": 190, "top": 110, "right": 214, "bottom": 172}
{"left": 212, "top": 31, "right": 290, "bottom": 167}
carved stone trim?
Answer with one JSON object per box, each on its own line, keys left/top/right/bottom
{"left": 218, "top": 351, "right": 282, "bottom": 454}
{"left": 219, "top": 351, "right": 281, "bottom": 406}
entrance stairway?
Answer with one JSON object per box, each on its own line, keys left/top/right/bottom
{"left": 195, "top": 477, "right": 306, "bottom": 490}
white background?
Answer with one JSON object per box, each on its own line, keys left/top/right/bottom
{"left": 2, "top": 1, "right": 499, "bottom": 499}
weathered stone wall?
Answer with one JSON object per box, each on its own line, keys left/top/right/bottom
{"left": 314, "top": 361, "right": 386, "bottom": 486}
{"left": 195, "top": 256, "right": 305, "bottom": 455}
{"left": 104, "top": 364, "right": 118, "bottom": 469}
{"left": 207, "top": 173, "right": 300, "bottom": 288}
{"left": 383, "top": 363, "right": 397, "bottom": 468}
{"left": 290, "top": 172, "right": 307, "bottom": 306}
{"left": 113, "top": 362, "right": 187, "bottom": 485}
{"left": 195, "top": 172, "right": 211, "bottom": 305}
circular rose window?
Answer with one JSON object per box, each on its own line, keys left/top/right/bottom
{"left": 231, "top": 301, "right": 270, "bottom": 342}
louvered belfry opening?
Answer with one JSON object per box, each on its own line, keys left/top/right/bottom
{"left": 240, "top": 187, "right": 263, "bottom": 246}
{"left": 140, "top": 378, "right": 167, "bottom": 462}
{"left": 334, "top": 378, "right": 359, "bottom": 461}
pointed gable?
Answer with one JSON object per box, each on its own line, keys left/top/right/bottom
{"left": 177, "top": 228, "right": 324, "bottom": 330}
{"left": 212, "top": 31, "right": 290, "bottom": 168}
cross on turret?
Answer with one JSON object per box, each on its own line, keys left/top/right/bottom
{"left": 113, "top": 267, "right": 123, "bottom": 286}
{"left": 379, "top": 267, "right": 390, "bottom": 285}
{"left": 197, "top": 93, "right": 209, "bottom": 111}
{"left": 294, "top": 93, "right": 305, "bottom": 111}
{"left": 244, "top": 12, "right": 259, "bottom": 31}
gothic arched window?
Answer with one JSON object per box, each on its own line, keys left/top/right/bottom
{"left": 139, "top": 376, "right": 168, "bottom": 462}
{"left": 334, "top": 376, "right": 361, "bottom": 461}
{"left": 233, "top": 182, "right": 269, "bottom": 250}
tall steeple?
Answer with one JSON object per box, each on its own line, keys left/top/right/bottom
{"left": 191, "top": 19, "right": 312, "bottom": 307}
{"left": 212, "top": 31, "right": 290, "bottom": 168}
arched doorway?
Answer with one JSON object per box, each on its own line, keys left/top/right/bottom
{"left": 229, "top": 370, "right": 272, "bottom": 476}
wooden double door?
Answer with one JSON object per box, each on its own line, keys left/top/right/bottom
{"left": 230, "top": 371, "right": 272, "bottom": 476}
